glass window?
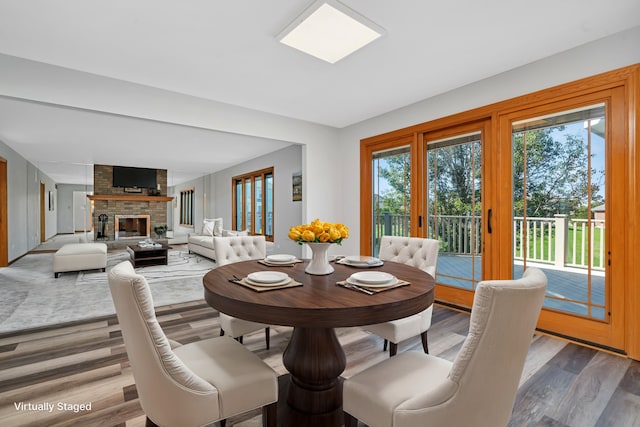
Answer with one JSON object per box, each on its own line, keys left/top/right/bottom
{"left": 232, "top": 167, "right": 274, "bottom": 240}
{"left": 426, "top": 131, "right": 482, "bottom": 290}
{"left": 512, "top": 104, "right": 606, "bottom": 319}
{"left": 179, "top": 188, "right": 194, "bottom": 227}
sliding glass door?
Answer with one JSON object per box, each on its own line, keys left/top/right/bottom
{"left": 361, "top": 67, "right": 636, "bottom": 354}
{"left": 426, "top": 132, "right": 482, "bottom": 288}
{"left": 500, "top": 89, "right": 625, "bottom": 349}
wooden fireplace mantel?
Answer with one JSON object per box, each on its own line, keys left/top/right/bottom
{"left": 87, "top": 194, "right": 174, "bottom": 202}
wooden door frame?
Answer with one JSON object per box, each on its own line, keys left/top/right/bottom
{"left": 40, "top": 181, "right": 45, "bottom": 243}
{"left": 0, "top": 158, "right": 7, "bottom": 266}
{"left": 420, "top": 119, "right": 494, "bottom": 308}
{"left": 497, "top": 87, "right": 626, "bottom": 351}
{"left": 360, "top": 133, "right": 420, "bottom": 255}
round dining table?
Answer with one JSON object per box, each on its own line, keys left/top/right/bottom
{"left": 203, "top": 258, "right": 435, "bottom": 427}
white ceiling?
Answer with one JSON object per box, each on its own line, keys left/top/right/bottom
{"left": 0, "top": 0, "right": 639, "bottom": 185}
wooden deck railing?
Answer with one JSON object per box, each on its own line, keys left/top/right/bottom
{"left": 375, "top": 213, "right": 605, "bottom": 270}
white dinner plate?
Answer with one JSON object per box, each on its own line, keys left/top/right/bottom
{"left": 342, "top": 256, "right": 383, "bottom": 267}
{"left": 344, "top": 255, "right": 380, "bottom": 265}
{"left": 346, "top": 275, "right": 398, "bottom": 288}
{"left": 350, "top": 271, "right": 396, "bottom": 285}
{"left": 245, "top": 276, "right": 292, "bottom": 287}
{"left": 265, "top": 254, "right": 297, "bottom": 263}
{"left": 247, "top": 271, "right": 289, "bottom": 284}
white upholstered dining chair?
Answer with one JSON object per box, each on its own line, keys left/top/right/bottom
{"left": 363, "top": 236, "right": 439, "bottom": 356}
{"left": 343, "top": 267, "right": 547, "bottom": 427}
{"left": 213, "top": 235, "right": 271, "bottom": 349}
{"left": 108, "top": 261, "right": 277, "bottom": 427}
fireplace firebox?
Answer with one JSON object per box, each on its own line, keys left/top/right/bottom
{"left": 115, "top": 215, "right": 150, "bottom": 240}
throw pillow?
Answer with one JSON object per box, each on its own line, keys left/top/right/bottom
{"left": 203, "top": 218, "right": 223, "bottom": 236}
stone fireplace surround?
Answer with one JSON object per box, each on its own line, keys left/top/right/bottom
{"left": 89, "top": 165, "right": 173, "bottom": 243}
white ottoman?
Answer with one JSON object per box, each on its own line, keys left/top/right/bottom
{"left": 54, "top": 243, "right": 108, "bottom": 278}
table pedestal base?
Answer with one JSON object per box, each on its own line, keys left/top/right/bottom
{"left": 276, "top": 375, "right": 345, "bottom": 427}
{"left": 281, "top": 327, "right": 346, "bottom": 427}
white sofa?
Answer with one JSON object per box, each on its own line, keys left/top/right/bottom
{"left": 188, "top": 233, "right": 216, "bottom": 260}
{"left": 187, "top": 218, "right": 275, "bottom": 261}
{"left": 187, "top": 218, "right": 222, "bottom": 260}
{"left": 187, "top": 218, "right": 253, "bottom": 261}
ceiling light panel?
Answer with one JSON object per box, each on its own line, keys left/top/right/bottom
{"left": 277, "top": 0, "right": 385, "bottom": 64}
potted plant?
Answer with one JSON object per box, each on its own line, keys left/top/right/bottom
{"left": 154, "top": 224, "right": 168, "bottom": 240}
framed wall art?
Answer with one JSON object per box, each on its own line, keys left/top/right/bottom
{"left": 292, "top": 172, "right": 302, "bottom": 201}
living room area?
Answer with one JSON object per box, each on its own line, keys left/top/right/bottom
{"left": 0, "top": 142, "right": 303, "bottom": 333}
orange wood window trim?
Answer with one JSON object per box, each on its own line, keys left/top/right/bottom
{"left": 231, "top": 166, "right": 274, "bottom": 241}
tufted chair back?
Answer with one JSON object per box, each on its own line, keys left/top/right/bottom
{"left": 108, "top": 261, "right": 219, "bottom": 426}
{"left": 364, "top": 236, "right": 439, "bottom": 356}
{"left": 109, "top": 261, "right": 278, "bottom": 426}
{"left": 213, "top": 235, "right": 271, "bottom": 348}
{"left": 213, "top": 236, "right": 267, "bottom": 267}
{"left": 378, "top": 236, "right": 439, "bottom": 277}
{"left": 344, "top": 268, "right": 547, "bottom": 427}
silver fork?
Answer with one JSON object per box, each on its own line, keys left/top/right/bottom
{"left": 344, "top": 283, "right": 375, "bottom": 295}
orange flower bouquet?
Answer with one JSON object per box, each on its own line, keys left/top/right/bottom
{"left": 288, "top": 219, "right": 349, "bottom": 245}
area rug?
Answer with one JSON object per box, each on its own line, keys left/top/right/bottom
{"left": 0, "top": 249, "right": 216, "bottom": 333}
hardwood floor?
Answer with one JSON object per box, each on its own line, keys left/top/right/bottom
{"left": 0, "top": 301, "right": 638, "bottom": 427}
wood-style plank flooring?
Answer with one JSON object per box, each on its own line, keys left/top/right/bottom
{"left": 0, "top": 301, "right": 639, "bottom": 427}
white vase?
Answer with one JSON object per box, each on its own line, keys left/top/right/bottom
{"left": 305, "top": 242, "right": 334, "bottom": 275}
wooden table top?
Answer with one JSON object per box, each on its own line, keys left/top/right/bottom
{"left": 203, "top": 259, "right": 435, "bottom": 328}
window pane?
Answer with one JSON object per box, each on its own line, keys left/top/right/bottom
{"left": 372, "top": 147, "right": 411, "bottom": 256}
{"left": 232, "top": 168, "right": 274, "bottom": 239}
{"left": 512, "top": 103, "right": 606, "bottom": 319}
{"left": 426, "top": 132, "right": 482, "bottom": 290}
{"left": 179, "top": 189, "right": 194, "bottom": 226}
{"left": 235, "top": 181, "right": 242, "bottom": 229}
{"left": 265, "top": 173, "right": 273, "bottom": 236}
{"left": 244, "top": 179, "right": 252, "bottom": 232}
{"left": 255, "top": 177, "right": 263, "bottom": 234}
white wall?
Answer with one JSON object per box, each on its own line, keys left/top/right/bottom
{"left": 57, "top": 184, "right": 94, "bottom": 234}
{"left": 170, "top": 144, "right": 304, "bottom": 256}
{"left": 0, "top": 138, "right": 57, "bottom": 260}
{"left": 209, "top": 144, "right": 303, "bottom": 257}
{"left": 72, "top": 191, "right": 92, "bottom": 232}
{"left": 335, "top": 25, "right": 640, "bottom": 256}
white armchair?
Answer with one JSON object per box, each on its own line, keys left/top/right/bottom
{"left": 364, "top": 236, "right": 439, "bottom": 356}
{"left": 213, "top": 235, "right": 272, "bottom": 349}
{"left": 108, "top": 261, "right": 277, "bottom": 427}
{"left": 343, "top": 268, "right": 547, "bottom": 427}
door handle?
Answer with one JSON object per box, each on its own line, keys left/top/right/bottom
{"left": 487, "top": 209, "right": 492, "bottom": 234}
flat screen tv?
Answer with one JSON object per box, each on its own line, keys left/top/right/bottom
{"left": 112, "top": 166, "right": 157, "bottom": 189}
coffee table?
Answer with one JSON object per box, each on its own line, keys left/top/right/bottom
{"left": 126, "top": 243, "right": 169, "bottom": 268}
